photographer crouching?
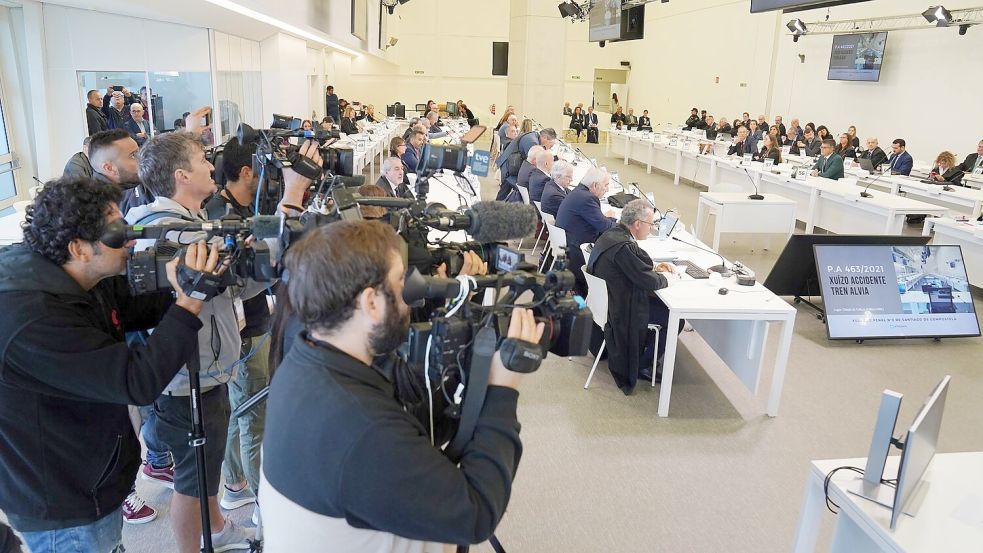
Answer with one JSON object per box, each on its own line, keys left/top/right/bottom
{"left": 0, "top": 177, "right": 220, "bottom": 553}
{"left": 260, "top": 220, "right": 544, "bottom": 552}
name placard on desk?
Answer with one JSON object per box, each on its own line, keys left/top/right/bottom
{"left": 764, "top": 159, "right": 775, "bottom": 170}
{"left": 794, "top": 167, "right": 809, "bottom": 181}
{"left": 742, "top": 153, "right": 753, "bottom": 165}
{"left": 669, "top": 137, "right": 679, "bottom": 147}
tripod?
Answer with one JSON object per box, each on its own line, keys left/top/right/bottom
{"left": 185, "top": 340, "right": 215, "bottom": 553}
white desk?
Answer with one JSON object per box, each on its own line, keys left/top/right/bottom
{"left": 962, "top": 173, "right": 983, "bottom": 190}
{"left": 638, "top": 231, "right": 796, "bottom": 417}
{"left": 792, "top": 452, "right": 983, "bottom": 553}
{"left": 922, "top": 217, "right": 983, "bottom": 288}
{"left": 0, "top": 211, "right": 24, "bottom": 246}
{"left": 696, "top": 192, "right": 797, "bottom": 250}
{"left": 812, "top": 180, "right": 948, "bottom": 235}
{"left": 886, "top": 176, "right": 983, "bottom": 219}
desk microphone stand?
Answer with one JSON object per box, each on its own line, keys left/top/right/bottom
{"left": 186, "top": 340, "right": 214, "bottom": 553}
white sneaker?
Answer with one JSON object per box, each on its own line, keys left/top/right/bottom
{"left": 251, "top": 505, "right": 261, "bottom": 527}
{"left": 207, "top": 518, "right": 254, "bottom": 552}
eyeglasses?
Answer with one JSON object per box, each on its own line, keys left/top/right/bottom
{"left": 638, "top": 219, "right": 656, "bottom": 227}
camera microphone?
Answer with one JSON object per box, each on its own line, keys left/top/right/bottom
{"left": 426, "top": 202, "right": 538, "bottom": 243}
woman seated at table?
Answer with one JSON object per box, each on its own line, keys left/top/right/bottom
{"left": 834, "top": 133, "right": 857, "bottom": 159}
{"left": 569, "top": 106, "right": 586, "bottom": 141}
{"left": 390, "top": 137, "right": 412, "bottom": 179}
{"left": 756, "top": 133, "right": 783, "bottom": 165}
{"left": 816, "top": 125, "right": 831, "bottom": 142}
{"left": 363, "top": 104, "right": 377, "bottom": 123}
{"left": 340, "top": 106, "right": 359, "bottom": 135}
{"left": 747, "top": 120, "right": 763, "bottom": 144}
{"left": 929, "top": 151, "right": 965, "bottom": 186}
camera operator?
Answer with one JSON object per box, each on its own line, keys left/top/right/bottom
{"left": 260, "top": 221, "right": 543, "bottom": 552}
{"left": 0, "top": 176, "right": 219, "bottom": 553}
{"left": 125, "top": 132, "right": 319, "bottom": 552}
{"left": 203, "top": 136, "right": 273, "bottom": 514}
{"left": 86, "top": 129, "right": 155, "bottom": 216}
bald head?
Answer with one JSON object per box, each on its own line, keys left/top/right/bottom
{"left": 536, "top": 150, "right": 553, "bottom": 173}
{"left": 526, "top": 145, "right": 545, "bottom": 164}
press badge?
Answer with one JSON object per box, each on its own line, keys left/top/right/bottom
{"left": 233, "top": 298, "right": 246, "bottom": 332}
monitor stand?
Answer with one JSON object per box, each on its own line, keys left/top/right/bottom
{"left": 845, "top": 475, "right": 927, "bottom": 520}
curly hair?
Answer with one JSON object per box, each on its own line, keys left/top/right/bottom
{"left": 22, "top": 176, "right": 122, "bottom": 266}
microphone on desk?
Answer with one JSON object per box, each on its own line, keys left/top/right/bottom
{"left": 860, "top": 172, "right": 888, "bottom": 198}
{"left": 743, "top": 168, "right": 765, "bottom": 200}
{"left": 671, "top": 236, "right": 732, "bottom": 277}
{"left": 576, "top": 148, "right": 598, "bottom": 167}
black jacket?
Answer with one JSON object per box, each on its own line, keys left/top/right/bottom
{"left": 262, "top": 336, "right": 522, "bottom": 545}
{"left": 85, "top": 105, "right": 108, "bottom": 136}
{"left": 684, "top": 115, "right": 700, "bottom": 130}
{"left": 569, "top": 113, "right": 585, "bottom": 129}
{"left": 587, "top": 224, "right": 667, "bottom": 391}
{"left": 960, "top": 153, "right": 982, "bottom": 174}
{"left": 860, "top": 147, "right": 887, "bottom": 169}
{"left": 340, "top": 117, "right": 359, "bottom": 135}
{"left": 62, "top": 152, "right": 93, "bottom": 180}
{"left": 0, "top": 245, "right": 202, "bottom": 531}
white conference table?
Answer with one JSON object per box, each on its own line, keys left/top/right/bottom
{"left": 696, "top": 192, "right": 797, "bottom": 251}
{"left": 639, "top": 230, "right": 796, "bottom": 418}
{"left": 922, "top": 217, "right": 983, "bottom": 288}
{"left": 849, "top": 172, "right": 983, "bottom": 219}
{"left": 792, "top": 452, "right": 983, "bottom": 553}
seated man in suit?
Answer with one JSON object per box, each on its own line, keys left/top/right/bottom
{"left": 376, "top": 156, "right": 414, "bottom": 198}
{"left": 859, "top": 137, "right": 887, "bottom": 170}
{"left": 783, "top": 128, "right": 801, "bottom": 155}
{"left": 637, "top": 110, "right": 652, "bottom": 132}
{"left": 563, "top": 102, "right": 573, "bottom": 116}
{"left": 887, "top": 138, "right": 914, "bottom": 176}
{"left": 929, "top": 151, "right": 965, "bottom": 186}
{"left": 799, "top": 127, "right": 822, "bottom": 158}
{"left": 402, "top": 130, "right": 426, "bottom": 174}
{"left": 716, "top": 115, "right": 732, "bottom": 136}
{"left": 123, "top": 103, "right": 150, "bottom": 146}
{"left": 529, "top": 150, "right": 554, "bottom": 203}
{"left": 585, "top": 107, "right": 600, "bottom": 143}
{"left": 958, "top": 140, "right": 983, "bottom": 176}
{"left": 63, "top": 137, "right": 93, "bottom": 179}
{"left": 516, "top": 145, "right": 545, "bottom": 192}
{"left": 810, "top": 139, "right": 844, "bottom": 180}
{"left": 556, "top": 167, "right": 617, "bottom": 296}
{"left": 727, "top": 127, "right": 751, "bottom": 157}
{"left": 541, "top": 160, "right": 574, "bottom": 218}
{"left": 587, "top": 199, "right": 680, "bottom": 394}
{"left": 495, "top": 128, "right": 557, "bottom": 201}
{"left": 625, "top": 108, "right": 638, "bottom": 130}
{"left": 684, "top": 108, "right": 700, "bottom": 130}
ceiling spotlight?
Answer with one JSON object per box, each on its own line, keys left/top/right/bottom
{"left": 787, "top": 18, "right": 808, "bottom": 36}
{"left": 922, "top": 5, "right": 953, "bottom": 27}
{"left": 558, "top": 1, "right": 583, "bottom": 19}
{"left": 959, "top": 23, "right": 970, "bottom": 35}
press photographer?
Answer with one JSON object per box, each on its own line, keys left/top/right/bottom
{"left": 260, "top": 220, "right": 544, "bottom": 552}
{"left": 0, "top": 176, "right": 220, "bottom": 553}
{"left": 124, "top": 131, "right": 320, "bottom": 553}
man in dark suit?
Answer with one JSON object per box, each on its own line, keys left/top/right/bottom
{"left": 496, "top": 128, "right": 557, "bottom": 200}
{"left": 85, "top": 89, "right": 108, "bottom": 136}
{"left": 959, "top": 140, "right": 983, "bottom": 176}
{"left": 529, "top": 150, "right": 554, "bottom": 203}
{"left": 774, "top": 115, "right": 787, "bottom": 139}
{"left": 556, "top": 167, "right": 617, "bottom": 296}
{"left": 799, "top": 127, "right": 822, "bottom": 157}
{"left": 811, "top": 139, "right": 844, "bottom": 180}
{"left": 587, "top": 199, "right": 679, "bottom": 394}
{"left": 123, "top": 103, "right": 150, "bottom": 146}
{"left": 376, "top": 157, "right": 414, "bottom": 199}
{"left": 516, "top": 145, "right": 544, "bottom": 192}
{"left": 402, "top": 130, "right": 426, "bottom": 174}
{"left": 105, "top": 92, "right": 128, "bottom": 130}
{"left": 782, "top": 128, "right": 801, "bottom": 155}
{"left": 703, "top": 115, "right": 718, "bottom": 140}
{"left": 637, "top": 110, "right": 652, "bottom": 132}
{"left": 63, "top": 137, "right": 93, "bottom": 180}
{"left": 728, "top": 127, "right": 751, "bottom": 157}
{"left": 325, "top": 85, "right": 340, "bottom": 122}
{"left": 684, "top": 108, "right": 700, "bottom": 130}
{"left": 859, "top": 137, "right": 888, "bottom": 170}
{"left": 887, "top": 138, "right": 914, "bottom": 176}
{"left": 585, "top": 107, "right": 600, "bottom": 143}
{"left": 541, "top": 161, "right": 573, "bottom": 217}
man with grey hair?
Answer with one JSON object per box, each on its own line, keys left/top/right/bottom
{"left": 495, "top": 127, "right": 558, "bottom": 200}
{"left": 426, "top": 111, "right": 449, "bottom": 138}
{"left": 516, "top": 145, "right": 545, "bottom": 192}
{"left": 125, "top": 131, "right": 320, "bottom": 552}
{"left": 124, "top": 103, "right": 150, "bottom": 146}
{"left": 587, "top": 198, "right": 678, "bottom": 393}
{"left": 402, "top": 117, "right": 421, "bottom": 141}
{"left": 556, "top": 167, "right": 617, "bottom": 295}
{"left": 541, "top": 160, "right": 573, "bottom": 218}
{"left": 376, "top": 156, "right": 413, "bottom": 198}
{"left": 529, "top": 149, "right": 554, "bottom": 202}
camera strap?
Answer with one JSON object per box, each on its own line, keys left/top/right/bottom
{"left": 444, "top": 325, "right": 496, "bottom": 463}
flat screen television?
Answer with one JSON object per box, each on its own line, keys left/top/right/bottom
{"left": 589, "top": 0, "right": 622, "bottom": 42}
{"left": 750, "top": 0, "right": 871, "bottom": 13}
{"left": 828, "top": 32, "right": 888, "bottom": 82}
{"left": 813, "top": 244, "right": 981, "bottom": 340}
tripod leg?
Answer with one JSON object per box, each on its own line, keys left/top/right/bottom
{"left": 186, "top": 348, "right": 214, "bottom": 553}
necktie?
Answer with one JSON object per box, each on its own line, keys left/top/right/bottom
{"left": 975, "top": 156, "right": 982, "bottom": 172}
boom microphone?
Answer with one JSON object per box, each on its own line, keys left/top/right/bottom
{"left": 426, "top": 201, "right": 538, "bottom": 243}
{"left": 671, "top": 235, "right": 732, "bottom": 276}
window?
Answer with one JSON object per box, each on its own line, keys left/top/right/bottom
{"left": 0, "top": 80, "right": 16, "bottom": 204}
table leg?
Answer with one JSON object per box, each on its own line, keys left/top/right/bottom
{"left": 695, "top": 200, "right": 708, "bottom": 244}
{"left": 791, "top": 469, "right": 824, "bottom": 553}
{"left": 674, "top": 152, "right": 682, "bottom": 186}
{"left": 624, "top": 140, "right": 630, "bottom": 165}
{"left": 885, "top": 212, "right": 899, "bottom": 235}
{"left": 709, "top": 160, "right": 718, "bottom": 192}
{"left": 922, "top": 217, "right": 935, "bottom": 237}
{"left": 605, "top": 135, "right": 611, "bottom": 157}
{"left": 657, "top": 310, "right": 682, "bottom": 417}
{"left": 805, "top": 188, "right": 818, "bottom": 233}
{"left": 767, "top": 315, "right": 795, "bottom": 417}
{"left": 647, "top": 144, "right": 653, "bottom": 174}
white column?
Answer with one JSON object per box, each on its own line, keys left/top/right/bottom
{"left": 507, "top": 0, "right": 567, "bottom": 132}
{"left": 260, "top": 33, "right": 310, "bottom": 125}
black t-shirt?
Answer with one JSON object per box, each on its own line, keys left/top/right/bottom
{"left": 203, "top": 191, "right": 272, "bottom": 338}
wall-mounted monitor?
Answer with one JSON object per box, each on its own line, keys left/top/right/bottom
{"left": 750, "top": 0, "right": 871, "bottom": 13}
{"left": 589, "top": 0, "right": 622, "bottom": 42}
{"left": 828, "top": 32, "right": 888, "bottom": 82}
{"left": 813, "top": 245, "right": 980, "bottom": 340}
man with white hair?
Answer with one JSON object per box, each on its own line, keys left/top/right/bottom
{"left": 124, "top": 103, "right": 150, "bottom": 146}
{"left": 496, "top": 128, "right": 558, "bottom": 201}
{"left": 516, "top": 145, "right": 545, "bottom": 192}
{"left": 498, "top": 114, "right": 519, "bottom": 143}
{"left": 376, "top": 156, "right": 413, "bottom": 199}
{"left": 529, "top": 150, "right": 554, "bottom": 202}
{"left": 587, "top": 199, "right": 680, "bottom": 394}
{"left": 556, "top": 167, "right": 617, "bottom": 295}
{"left": 540, "top": 160, "right": 573, "bottom": 218}
{"left": 859, "top": 137, "right": 887, "bottom": 170}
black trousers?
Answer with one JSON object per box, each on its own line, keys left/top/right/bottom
{"left": 570, "top": 123, "right": 583, "bottom": 138}
{"left": 586, "top": 127, "right": 599, "bottom": 144}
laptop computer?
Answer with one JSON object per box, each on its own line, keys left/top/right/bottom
{"left": 858, "top": 158, "right": 876, "bottom": 174}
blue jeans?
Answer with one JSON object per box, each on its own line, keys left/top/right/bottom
{"left": 137, "top": 405, "right": 172, "bottom": 468}
{"left": 18, "top": 508, "right": 124, "bottom": 553}
{"left": 223, "top": 334, "right": 270, "bottom": 492}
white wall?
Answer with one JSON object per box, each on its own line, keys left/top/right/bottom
{"left": 260, "top": 33, "right": 310, "bottom": 124}
{"left": 41, "top": 4, "right": 211, "bottom": 177}
{"left": 770, "top": 0, "right": 983, "bottom": 159}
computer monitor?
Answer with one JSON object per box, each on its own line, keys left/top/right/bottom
{"left": 387, "top": 104, "right": 406, "bottom": 119}
{"left": 657, "top": 211, "right": 678, "bottom": 240}
{"left": 891, "top": 375, "right": 950, "bottom": 529}
{"left": 445, "top": 101, "right": 459, "bottom": 117}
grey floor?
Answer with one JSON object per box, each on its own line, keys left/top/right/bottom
{"left": 6, "top": 142, "right": 983, "bottom": 552}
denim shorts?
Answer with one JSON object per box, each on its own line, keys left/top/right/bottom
{"left": 18, "top": 508, "right": 124, "bottom": 553}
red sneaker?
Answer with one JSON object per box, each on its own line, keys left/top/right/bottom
{"left": 140, "top": 462, "right": 175, "bottom": 489}
{"left": 122, "top": 492, "right": 157, "bottom": 524}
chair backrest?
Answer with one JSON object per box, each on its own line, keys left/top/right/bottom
{"left": 491, "top": 130, "right": 501, "bottom": 155}
{"left": 536, "top": 201, "right": 556, "bottom": 226}
{"left": 517, "top": 185, "right": 530, "bottom": 204}
{"left": 545, "top": 222, "right": 566, "bottom": 254}
{"left": 579, "top": 243, "right": 591, "bottom": 263}
{"left": 582, "top": 265, "right": 609, "bottom": 328}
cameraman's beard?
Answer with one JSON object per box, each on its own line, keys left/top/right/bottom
{"left": 369, "top": 286, "right": 411, "bottom": 356}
